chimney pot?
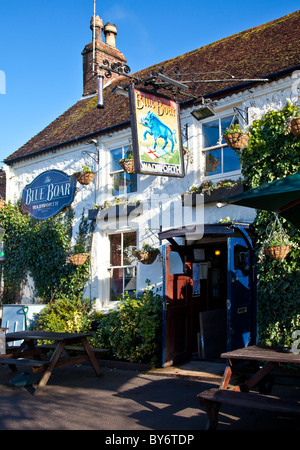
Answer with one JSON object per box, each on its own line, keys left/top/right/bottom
{"left": 90, "top": 15, "right": 103, "bottom": 42}
{"left": 104, "top": 23, "right": 117, "bottom": 47}
{"left": 82, "top": 18, "right": 126, "bottom": 97}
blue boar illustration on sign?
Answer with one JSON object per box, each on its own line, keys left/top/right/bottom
{"left": 140, "top": 111, "right": 177, "bottom": 153}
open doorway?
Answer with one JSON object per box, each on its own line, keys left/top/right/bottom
{"left": 164, "top": 241, "right": 228, "bottom": 365}
{"left": 192, "top": 242, "right": 228, "bottom": 359}
{"left": 162, "top": 227, "right": 256, "bottom": 366}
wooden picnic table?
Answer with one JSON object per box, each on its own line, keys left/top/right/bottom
{"left": 0, "top": 331, "right": 104, "bottom": 395}
{"left": 198, "top": 345, "right": 300, "bottom": 429}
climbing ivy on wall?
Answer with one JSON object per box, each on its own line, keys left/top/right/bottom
{"left": 0, "top": 202, "right": 94, "bottom": 304}
{"left": 239, "top": 102, "right": 300, "bottom": 348}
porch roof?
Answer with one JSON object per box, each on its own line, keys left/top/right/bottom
{"left": 158, "top": 222, "right": 251, "bottom": 242}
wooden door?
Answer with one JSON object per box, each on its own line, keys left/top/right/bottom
{"left": 163, "top": 246, "right": 192, "bottom": 366}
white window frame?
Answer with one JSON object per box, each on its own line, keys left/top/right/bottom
{"left": 110, "top": 144, "right": 138, "bottom": 197}
{"left": 201, "top": 114, "right": 241, "bottom": 181}
{"left": 108, "top": 230, "right": 137, "bottom": 301}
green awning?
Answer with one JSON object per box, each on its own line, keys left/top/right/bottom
{"left": 223, "top": 172, "right": 300, "bottom": 229}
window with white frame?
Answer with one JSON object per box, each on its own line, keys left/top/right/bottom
{"left": 109, "top": 231, "right": 137, "bottom": 301}
{"left": 110, "top": 145, "right": 137, "bottom": 196}
{"left": 202, "top": 115, "right": 241, "bottom": 177}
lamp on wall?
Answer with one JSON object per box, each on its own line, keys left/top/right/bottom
{"left": 112, "top": 86, "right": 129, "bottom": 98}
{"left": 191, "top": 104, "right": 215, "bottom": 120}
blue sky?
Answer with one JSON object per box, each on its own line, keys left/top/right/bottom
{"left": 0, "top": 0, "right": 299, "bottom": 165}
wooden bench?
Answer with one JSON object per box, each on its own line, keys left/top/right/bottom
{"left": 0, "top": 357, "right": 49, "bottom": 369}
{"left": 198, "top": 388, "right": 300, "bottom": 430}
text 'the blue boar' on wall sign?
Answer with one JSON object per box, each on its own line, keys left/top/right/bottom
{"left": 21, "top": 170, "right": 76, "bottom": 220}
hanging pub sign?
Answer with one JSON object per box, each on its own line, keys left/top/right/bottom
{"left": 21, "top": 170, "right": 76, "bottom": 220}
{"left": 129, "top": 86, "right": 185, "bottom": 177}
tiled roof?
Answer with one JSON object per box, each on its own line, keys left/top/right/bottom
{"left": 5, "top": 10, "right": 300, "bottom": 165}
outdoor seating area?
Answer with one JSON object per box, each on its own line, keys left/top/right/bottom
{"left": 0, "top": 331, "right": 107, "bottom": 395}
{"left": 197, "top": 345, "right": 300, "bottom": 429}
{"left": 0, "top": 345, "right": 299, "bottom": 430}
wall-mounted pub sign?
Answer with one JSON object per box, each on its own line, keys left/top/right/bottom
{"left": 129, "top": 86, "right": 185, "bottom": 177}
{"left": 21, "top": 170, "right": 76, "bottom": 220}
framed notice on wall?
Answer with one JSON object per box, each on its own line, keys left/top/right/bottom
{"left": 129, "top": 86, "right": 185, "bottom": 177}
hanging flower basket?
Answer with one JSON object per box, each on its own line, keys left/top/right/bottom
{"left": 290, "top": 117, "right": 300, "bottom": 137}
{"left": 135, "top": 250, "right": 159, "bottom": 265}
{"left": 74, "top": 171, "right": 96, "bottom": 185}
{"left": 223, "top": 123, "right": 249, "bottom": 150}
{"left": 134, "top": 244, "right": 160, "bottom": 265}
{"left": 264, "top": 244, "right": 291, "bottom": 260}
{"left": 119, "top": 158, "right": 135, "bottom": 174}
{"left": 223, "top": 132, "right": 249, "bottom": 150}
{"left": 261, "top": 215, "right": 297, "bottom": 261}
{"left": 68, "top": 253, "right": 89, "bottom": 266}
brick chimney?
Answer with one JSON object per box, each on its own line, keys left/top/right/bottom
{"left": 82, "top": 15, "right": 127, "bottom": 97}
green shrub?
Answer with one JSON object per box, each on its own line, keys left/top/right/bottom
{"left": 32, "top": 295, "right": 95, "bottom": 334}
{"left": 90, "top": 283, "right": 163, "bottom": 365}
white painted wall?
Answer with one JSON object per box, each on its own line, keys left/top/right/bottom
{"left": 4, "top": 74, "right": 298, "bottom": 309}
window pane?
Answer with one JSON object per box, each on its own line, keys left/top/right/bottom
{"left": 205, "top": 149, "right": 221, "bottom": 176}
{"left": 202, "top": 119, "right": 219, "bottom": 148}
{"left": 124, "top": 145, "right": 133, "bottom": 158}
{"left": 223, "top": 147, "right": 241, "bottom": 173}
{"left": 111, "top": 147, "right": 123, "bottom": 172}
{"left": 234, "top": 244, "right": 250, "bottom": 274}
{"left": 111, "top": 268, "right": 123, "bottom": 300}
{"left": 112, "top": 172, "right": 125, "bottom": 196}
{"left": 124, "top": 266, "right": 136, "bottom": 294}
{"left": 123, "top": 232, "right": 137, "bottom": 265}
{"left": 110, "top": 234, "right": 121, "bottom": 266}
{"left": 126, "top": 173, "right": 137, "bottom": 193}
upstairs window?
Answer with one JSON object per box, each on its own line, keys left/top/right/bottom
{"left": 110, "top": 145, "right": 137, "bottom": 196}
{"left": 202, "top": 116, "right": 241, "bottom": 177}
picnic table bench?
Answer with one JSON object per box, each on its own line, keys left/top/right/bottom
{"left": 0, "top": 331, "right": 108, "bottom": 395}
{"left": 197, "top": 345, "right": 300, "bottom": 429}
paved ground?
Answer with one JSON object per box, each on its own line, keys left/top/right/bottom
{"left": 0, "top": 360, "right": 299, "bottom": 431}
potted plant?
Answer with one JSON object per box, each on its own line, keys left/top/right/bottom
{"left": 134, "top": 243, "right": 160, "bottom": 265}
{"left": 74, "top": 165, "right": 96, "bottom": 185}
{"left": 264, "top": 235, "right": 292, "bottom": 260}
{"left": 119, "top": 154, "right": 135, "bottom": 174}
{"left": 67, "top": 238, "right": 89, "bottom": 265}
{"left": 67, "top": 211, "right": 94, "bottom": 265}
{"left": 262, "top": 217, "right": 298, "bottom": 260}
{"left": 68, "top": 252, "right": 89, "bottom": 266}
{"left": 223, "top": 123, "right": 249, "bottom": 150}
